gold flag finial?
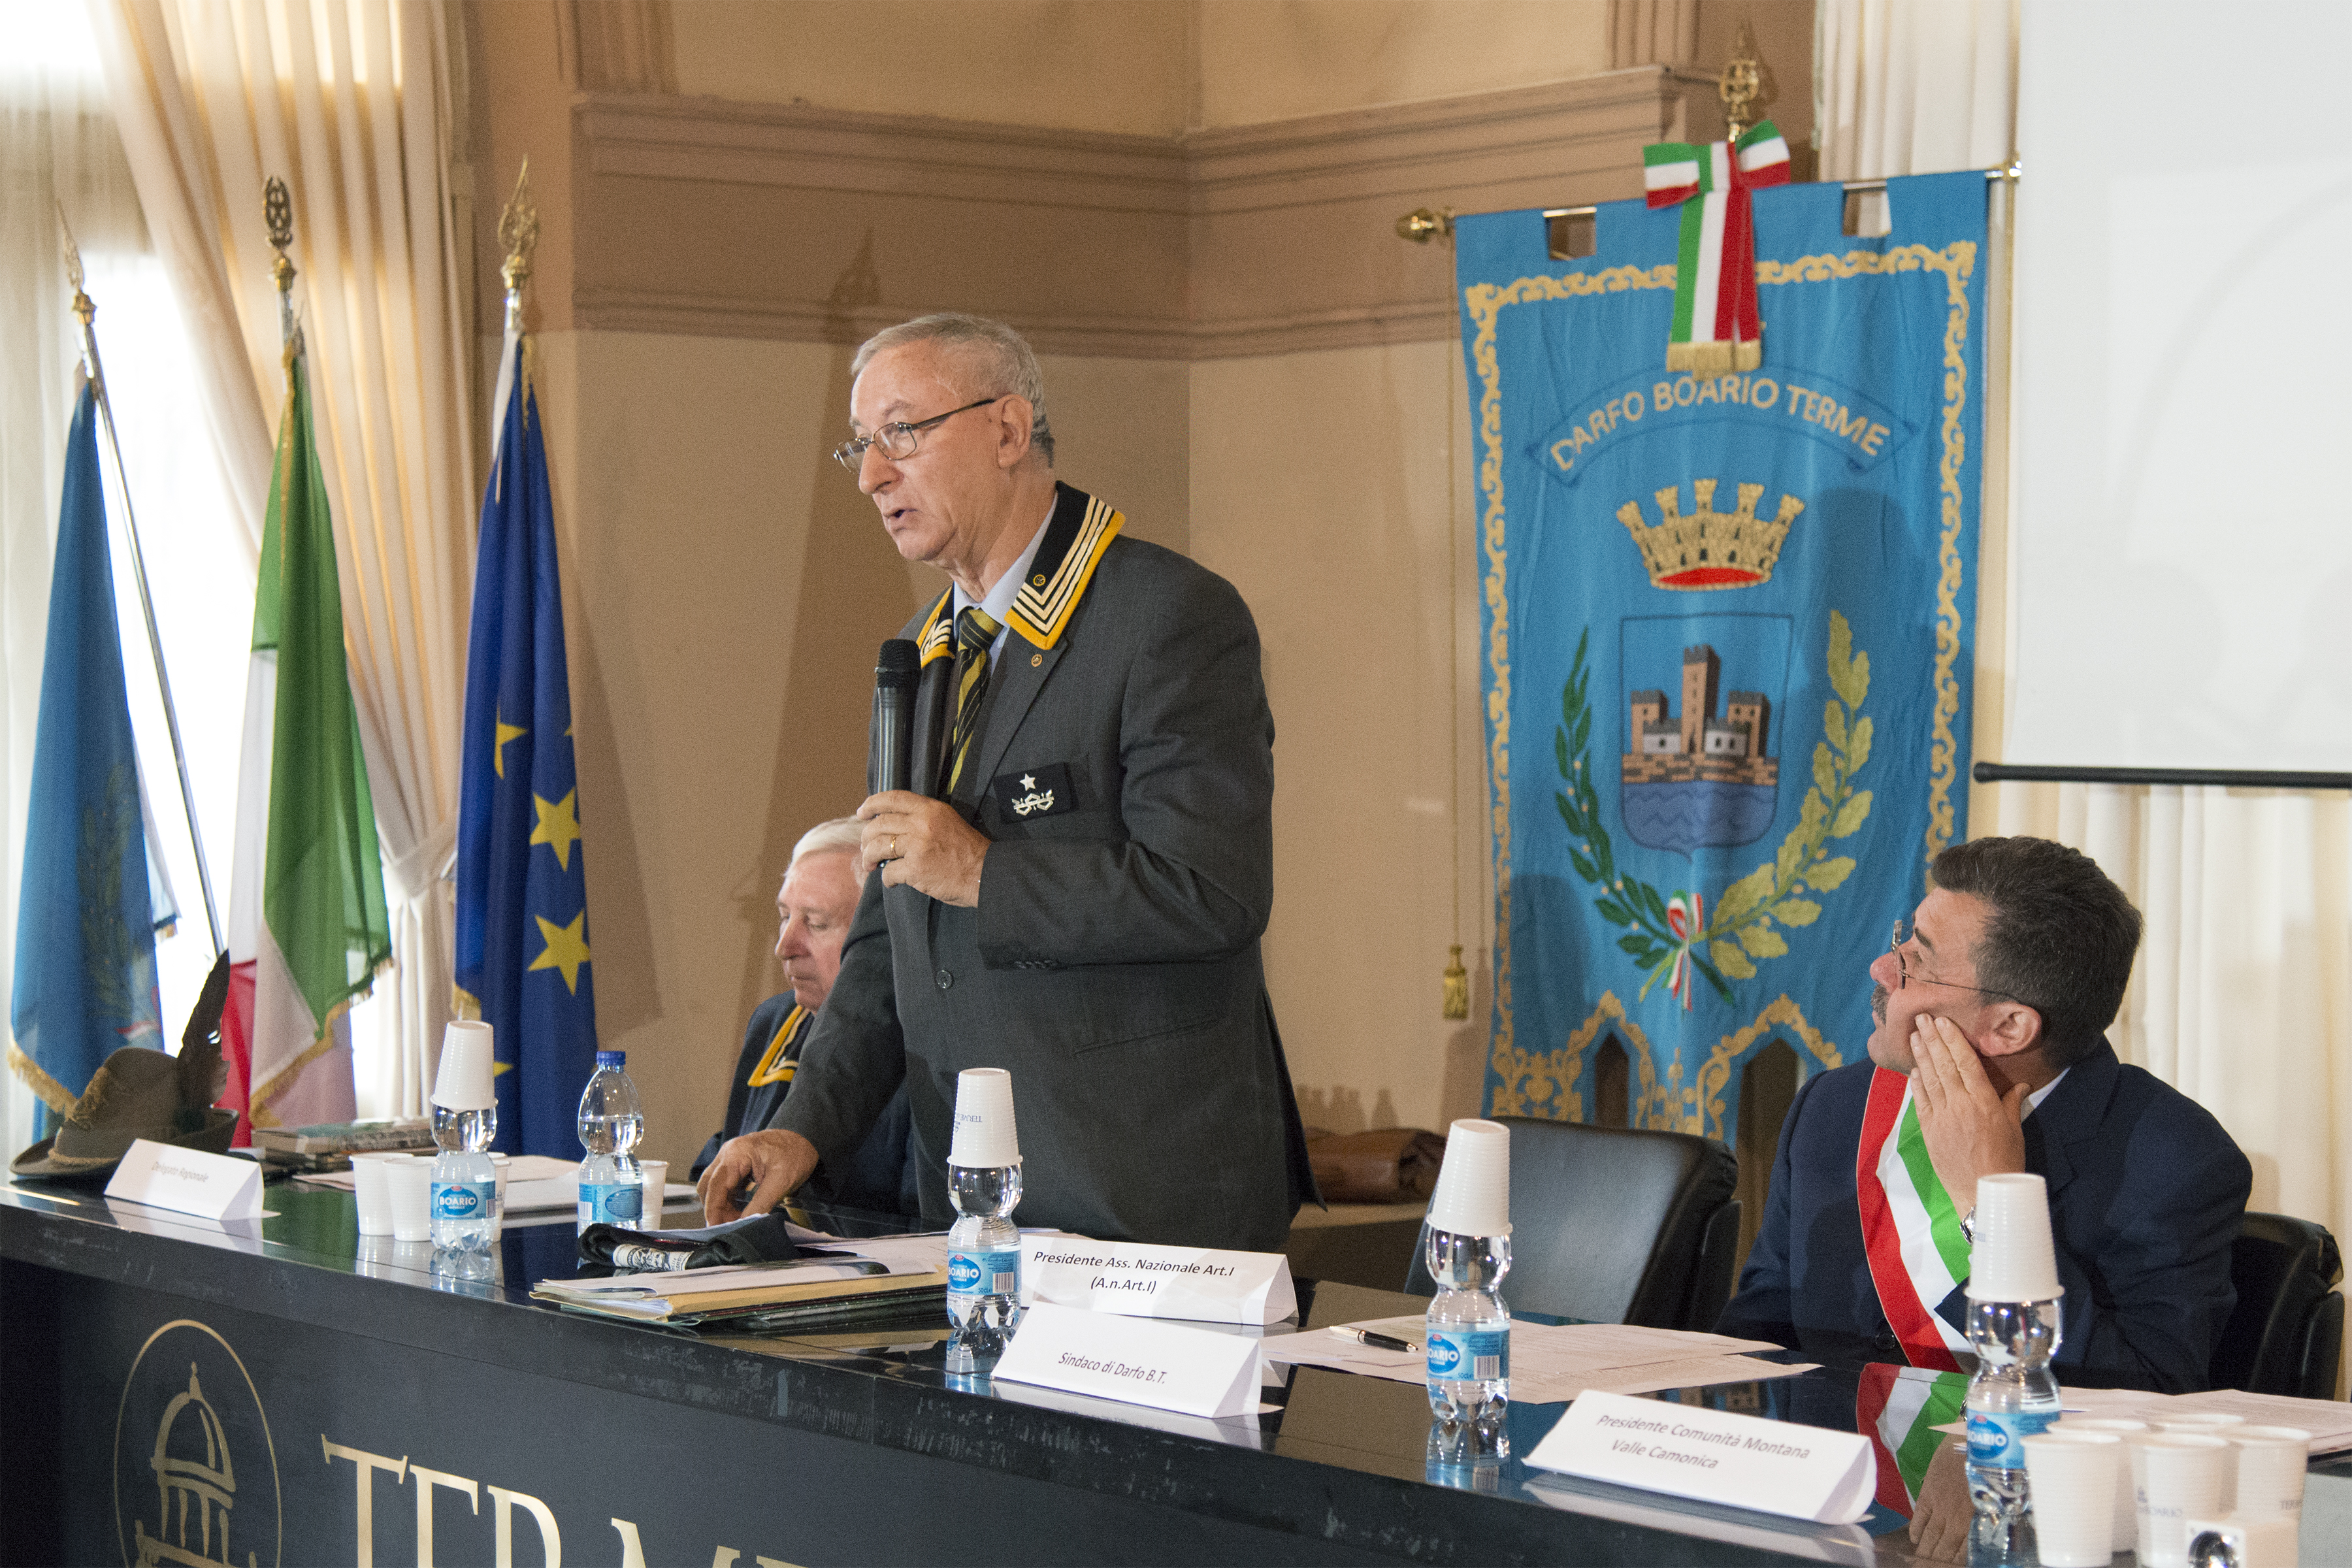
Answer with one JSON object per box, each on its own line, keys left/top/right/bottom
{"left": 498, "top": 157, "right": 538, "bottom": 314}
{"left": 1719, "top": 21, "right": 1767, "bottom": 142}
{"left": 56, "top": 201, "right": 94, "bottom": 329}
{"left": 264, "top": 175, "right": 301, "bottom": 361}
{"left": 1442, "top": 944, "right": 1469, "bottom": 1021}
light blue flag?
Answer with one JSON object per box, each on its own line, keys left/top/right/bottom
{"left": 9, "top": 382, "right": 172, "bottom": 1122}
{"left": 1456, "top": 171, "right": 1986, "bottom": 1142}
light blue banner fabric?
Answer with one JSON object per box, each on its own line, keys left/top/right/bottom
{"left": 1459, "top": 171, "right": 1986, "bottom": 1140}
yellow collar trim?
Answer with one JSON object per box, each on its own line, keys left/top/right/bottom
{"left": 913, "top": 486, "right": 1125, "bottom": 662}
{"left": 746, "top": 1003, "right": 809, "bottom": 1087}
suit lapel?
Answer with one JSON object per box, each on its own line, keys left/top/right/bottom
{"left": 954, "top": 483, "right": 1121, "bottom": 812}
{"left": 2021, "top": 1040, "right": 2120, "bottom": 1201}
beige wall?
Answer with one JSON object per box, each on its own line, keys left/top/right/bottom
{"left": 1189, "top": 340, "right": 1490, "bottom": 1133}
{"left": 671, "top": 0, "right": 1194, "bottom": 135}
{"left": 1195, "top": 0, "right": 1611, "bottom": 126}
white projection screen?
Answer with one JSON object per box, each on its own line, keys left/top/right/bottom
{"left": 2008, "top": 1, "right": 2352, "bottom": 774}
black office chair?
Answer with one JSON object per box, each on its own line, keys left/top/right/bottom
{"left": 1403, "top": 1118, "right": 1739, "bottom": 1331}
{"left": 2208, "top": 1212, "right": 2344, "bottom": 1399}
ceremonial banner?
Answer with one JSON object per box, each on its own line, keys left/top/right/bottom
{"left": 9, "top": 383, "right": 174, "bottom": 1118}
{"left": 454, "top": 329, "right": 599, "bottom": 1157}
{"left": 1459, "top": 172, "right": 1985, "bottom": 1139}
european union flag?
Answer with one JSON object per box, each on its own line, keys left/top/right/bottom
{"left": 455, "top": 342, "right": 597, "bottom": 1156}
{"left": 8, "top": 382, "right": 171, "bottom": 1122}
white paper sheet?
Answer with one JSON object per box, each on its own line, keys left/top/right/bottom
{"left": 1258, "top": 1318, "right": 1810, "bottom": 1403}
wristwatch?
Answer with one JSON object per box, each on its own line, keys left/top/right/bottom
{"left": 1959, "top": 1207, "right": 1978, "bottom": 1244}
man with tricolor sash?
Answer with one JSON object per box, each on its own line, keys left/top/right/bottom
{"left": 699, "top": 314, "right": 1315, "bottom": 1250}
{"left": 1720, "top": 836, "right": 2249, "bottom": 1392}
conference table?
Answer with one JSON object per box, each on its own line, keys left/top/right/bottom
{"left": 0, "top": 1177, "right": 2330, "bottom": 1566}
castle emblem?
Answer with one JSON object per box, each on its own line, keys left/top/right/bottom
{"left": 1618, "top": 479, "right": 1803, "bottom": 590}
{"left": 133, "top": 1364, "right": 258, "bottom": 1568}
{"left": 1620, "top": 644, "right": 1780, "bottom": 853}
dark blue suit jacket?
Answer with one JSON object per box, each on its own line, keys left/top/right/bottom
{"left": 1717, "top": 1041, "right": 2249, "bottom": 1392}
{"left": 693, "top": 992, "right": 917, "bottom": 1217}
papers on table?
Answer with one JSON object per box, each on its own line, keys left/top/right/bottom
{"left": 1260, "top": 1316, "right": 1813, "bottom": 1403}
{"left": 1925, "top": 1386, "right": 2352, "bottom": 1455}
{"left": 532, "top": 1232, "right": 951, "bottom": 1322}
{"left": 297, "top": 1156, "right": 696, "bottom": 1216}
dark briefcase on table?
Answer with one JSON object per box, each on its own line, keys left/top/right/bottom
{"left": 1306, "top": 1128, "right": 1446, "bottom": 1204}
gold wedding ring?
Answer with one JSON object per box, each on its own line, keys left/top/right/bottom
{"left": 890, "top": 834, "right": 900, "bottom": 859}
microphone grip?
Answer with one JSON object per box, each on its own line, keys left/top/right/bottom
{"left": 875, "top": 687, "right": 911, "bottom": 794}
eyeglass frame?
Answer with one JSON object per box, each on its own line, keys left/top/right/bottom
{"left": 831, "top": 395, "right": 1005, "bottom": 472}
{"left": 1887, "top": 917, "right": 2029, "bottom": 1006}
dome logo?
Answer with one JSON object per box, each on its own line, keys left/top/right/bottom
{"left": 114, "top": 1320, "right": 281, "bottom": 1568}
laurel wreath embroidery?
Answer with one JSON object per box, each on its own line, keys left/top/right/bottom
{"left": 1554, "top": 612, "right": 1876, "bottom": 1004}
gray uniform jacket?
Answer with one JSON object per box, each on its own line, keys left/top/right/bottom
{"left": 772, "top": 484, "right": 1314, "bottom": 1250}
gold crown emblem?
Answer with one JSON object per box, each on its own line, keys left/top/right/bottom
{"left": 1618, "top": 480, "right": 1803, "bottom": 591}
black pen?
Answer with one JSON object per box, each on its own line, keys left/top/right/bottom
{"left": 1331, "top": 1326, "right": 1419, "bottom": 1354}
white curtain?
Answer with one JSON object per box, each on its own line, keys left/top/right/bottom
{"left": 1817, "top": 0, "right": 2352, "bottom": 1258}
{"left": 90, "top": 0, "right": 474, "bottom": 1115}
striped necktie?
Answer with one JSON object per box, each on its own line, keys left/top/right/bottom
{"left": 949, "top": 604, "right": 1002, "bottom": 795}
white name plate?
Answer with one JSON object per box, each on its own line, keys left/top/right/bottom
{"left": 1526, "top": 1388, "right": 1877, "bottom": 1525}
{"left": 106, "top": 1139, "right": 265, "bottom": 1222}
{"left": 1021, "top": 1237, "right": 1297, "bottom": 1325}
{"left": 991, "top": 1301, "right": 1263, "bottom": 1418}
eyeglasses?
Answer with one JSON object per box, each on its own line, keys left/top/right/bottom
{"left": 1888, "top": 917, "right": 2024, "bottom": 1004}
{"left": 831, "top": 396, "right": 1003, "bottom": 472}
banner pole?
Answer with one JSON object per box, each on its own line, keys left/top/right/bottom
{"left": 56, "top": 207, "right": 223, "bottom": 956}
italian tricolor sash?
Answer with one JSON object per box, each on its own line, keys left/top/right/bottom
{"left": 1855, "top": 1363, "right": 1968, "bottom": 1516}
{"left": 1642, "top": 120, "right": 1792, "bottom": 374}
{"left": 1855, "top": 1067, "right": 1971, "bottom": 1371}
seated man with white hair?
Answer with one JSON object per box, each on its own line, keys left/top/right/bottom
{"left": 691, "top": 817, "right": 915, "bottom": 1215}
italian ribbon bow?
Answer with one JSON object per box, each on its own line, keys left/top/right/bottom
{"left": 1656, "top": 891, "right": 1705, "bottom": 1011}
{"left": 1642, "top": 120, "right": 1792, "bottom": 374}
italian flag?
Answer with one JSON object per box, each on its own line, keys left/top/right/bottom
{"left": 1856, "top": 1363, "right": 1968, "bottom": 1516}
{"left": 219, "top": 349, "right": 392, "bottom": 1140}
{"left": 1643, "top": 120, "right": 1791, "bottom": 374}
{"left": 1855, "top": 1068, "right": 1972, "bottom": 1371}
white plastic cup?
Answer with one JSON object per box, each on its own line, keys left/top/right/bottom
{"left": 384, "top": 1157, "right": 434, "bottom": 1243}
{"left": 2133, "top": 1433, "right": 2234, "bottom": 1568}
{"left": 2021, "top": 1429, "right": 2122, "bottom": 1566}
{"left": 638, "top": 1159, "right": 670, "bottom": 1226}
{"left": 2058, "top": 1416, "right": 2148, "bottom": 1543}
{"left": 947, "top": 1068, "right": 1020, "bottom": 1167}
{"left": 2227, "top": 1426, "right": 2312, "bottom": 1520}
{"left": 432, "top": 1019, "right": 497, "bottom": 1109}
{"left": 1425, "top": 1119, "right": 1511, "bottom": 1237}
{"left": 2157, "top": 1412, "right": 2246, "bottom": 1433}
{"left": 1965, "top": 1171, "right": 2063, "bottom": 1300}
{"left": 350, "top": 1151, "right": 410, "bottom": 1237}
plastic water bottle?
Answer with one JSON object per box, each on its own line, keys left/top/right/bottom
{"left": 944, "top": 1160, "right": 1022, "bottom": 1374}
{"left": 1965, "top": 1296, "right": 2063, "bottom": 1560}
{"left": 576, "top": 1050, "right": 645, "bottom": 1232}
{"left": 429, "top": 1100, "right": 497, "bottom": 1279}
{"left": 1425, "top": 1225, "right": 1513, "bottom": 1463}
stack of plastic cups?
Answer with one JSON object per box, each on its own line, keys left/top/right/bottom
{"left": 2227, "top": 1426, "right": 2313, "bottom": 1521}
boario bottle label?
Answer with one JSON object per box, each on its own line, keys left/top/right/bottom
{"left": 578, "top": 1181, "right": 642, "bottom": 1228}
{"left": 1965, "top": 1407, "right": 2055, "bottom": 1469}
{"left": 1426, "top": 1327, "right": 1509, "bottom": 1382}
{"left": 431, "top": 1179, "right": 495, "bottom": 1220}
{"left": 947, "top": 1247, "right": 1021, "bottom": 1300}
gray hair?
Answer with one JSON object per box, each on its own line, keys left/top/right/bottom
{"left": 788, "top": 816, "right": 862, "bottom": 871}
{"left": 851, "top": 312, "right": 1054, "bottom": 466}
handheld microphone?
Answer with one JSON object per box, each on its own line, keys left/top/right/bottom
{"left": 870, "top": 638, "right": 918, "bottom": 794}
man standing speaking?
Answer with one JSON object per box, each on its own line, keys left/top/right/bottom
{"left": 700, "top": 314, "right": 1313, "bottom": 1250}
